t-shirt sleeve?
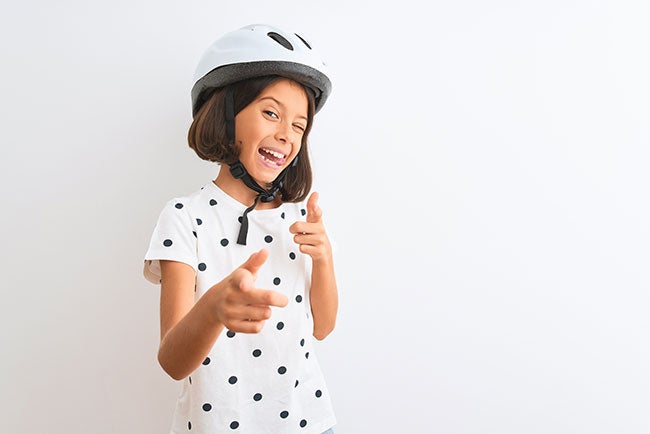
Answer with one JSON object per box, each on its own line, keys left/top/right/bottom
{"left": 143, "top": 199, "right": 198, "bottom": 284}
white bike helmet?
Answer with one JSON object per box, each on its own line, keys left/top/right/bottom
{"left": 191, "top": 23, "right": 332, "bottom": 116}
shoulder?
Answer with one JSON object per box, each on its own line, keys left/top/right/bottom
{"left": 150, "top": 185, "right": 218, "bottom": 235}
{"left": 170, "top": 184, "right": 214, "bottom": 210}
{"left": 157, "top": 183, "right": 217, "bottom": 217}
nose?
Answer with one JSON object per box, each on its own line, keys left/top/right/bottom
{"left": 274, "top": 121, "right": 293, "bottom": 144}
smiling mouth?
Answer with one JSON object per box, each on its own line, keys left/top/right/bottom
{"left": 258, "top": 147, "right": 287, "bottom": 167}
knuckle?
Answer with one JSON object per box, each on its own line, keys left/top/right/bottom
{"left": 224, "top": 292, "right": 238, "bottom": 306}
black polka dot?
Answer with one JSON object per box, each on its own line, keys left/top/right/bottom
{"left": 196, "top": 218, "right": 202, "bottom": 225}
{"left": 198, "top": 263, "right": 206, "bottom": 271}
{"left": 295, "top": 379, "right": 299, "bottom": 387}
{"left": 226, "top": 330, "right": 235, "bottom": 338}
{"left": 189, "top": 376, "right": 192, "bottom": 384}
{"left": 315, "top": 389, "right": 322, "bottom": 398}
{"left": 230, "top": 421, "right": 239, "bottom": 429}
{"left": 296, "top": 295, "right": 303, "bottom": 303}
{"left": 278, "top": 366, "right": 287, "bottom": 375}
{"left": 192, "top": 231, "right": 197, "bottom": 238}
{"left": 202, "top": 403, "right": 212, "bottom": 412}
{"left": 253, "top": 393, "right": 262, "bottom": 401}
{"left": 301, "top": 208, "right": 306, "bottom": 216}
{"left": 264, "top": 235, "right": 273, "bottom": 243}
{"left": 289, "top": 252, "right": 296, "bottom": 260}
{"left": 175, "top": 203, "right": 184, "bottom": 209}
{"left": 228, "top": 376, "right": 238, "bottom": 384}
{"left": 276, "top": 321, "right": 284, "bottom": 330}
{"left": 163, "top": 239, "right": 173, "bottom": 247}
{"left": 238, "top": 216, "right": 243, "bottom": 223}
{"left": 280, "top": 411, "right": 289, "bottom": 419}
{"left": 202, "top": 357, "right": 210, "bottom": 365}
{"left": 252, "top": 349, "right": 262, "bottom": 357}
{"left": 220, "top": 238, "right": 229, "bottom": 246}
{"left": 300, "top": 419, "right": 307, "bottom": 428}
{"left": 188, "top": 421, "right": 192, "bottom": 430}
{"left": 209, "top": 199, "right": 217, "bottom": 206}
{"left": 305, "top": 352, "right": 309, "bottom": 359}
{"left": 281, "top": 212, "right": 285, "bottom": 219}
{"left": 273, "top": 277, "right": 281, "bottom": 285}
{"left": 300, "top": 338, "right": 305, "bottom": 347}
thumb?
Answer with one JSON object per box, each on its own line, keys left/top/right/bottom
{"left": 306, "top": 192, "right": 322, "bottom": 224}
{"left": 240, "top": 248, "right": 269, "bottom": 275}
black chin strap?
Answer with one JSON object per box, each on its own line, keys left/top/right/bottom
{"left": 237, "top": 194, "right": 260, "bottom": 246}
{"left": 230, "top": 161, "right": 292, "bottom": 245}
{"left": 225, "top": 87, "right": 295, "bottom": 245}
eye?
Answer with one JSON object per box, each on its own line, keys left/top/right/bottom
{"left": 263, "top": 110, "right": 278, "bottom": 119}
{"left": 293, "top": 123, "right": 306, "bottom": 132}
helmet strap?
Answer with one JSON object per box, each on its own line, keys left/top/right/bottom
{"left": 224, "top": 87, "right": 235, "bottom": 145}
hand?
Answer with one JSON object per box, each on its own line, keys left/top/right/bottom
{"left": 211, "top": 249, "right": 288, "bottom": 333}
{"left": 289, "top": 192, "right": 332, "bottom": 262}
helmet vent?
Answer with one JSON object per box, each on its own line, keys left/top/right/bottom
{"left": 267, "top": 32, "right": 293, "bottom": 51}
{"left": 294, "top": 33, "right": 312, "bottom": 49}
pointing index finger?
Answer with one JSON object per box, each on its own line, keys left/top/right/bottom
{"left": 246, "top": 288, "right": 289, "bottom": 308}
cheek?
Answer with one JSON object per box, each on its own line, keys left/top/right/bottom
{"left": 236, "top": 139, "right": 256, "bottom": 159}
{"left": 292, "top": 142, "right": 303, "bottom": 158}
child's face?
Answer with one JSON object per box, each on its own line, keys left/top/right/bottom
{"left": 235, "top": 78, "right": 309, "bottom": 186}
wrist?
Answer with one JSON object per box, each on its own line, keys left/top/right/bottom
{"left": 201, "top": 282, "right": 227, "bottom": 329}
{"left": 312, "top": 251, "right": 333, "bottom": 267}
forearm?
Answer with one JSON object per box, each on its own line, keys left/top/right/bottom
{"left": 158, "top": 291, "right": 225, "bottom": 380}
{"left": 309, "top": 254, "right": 338, "bottom": 340}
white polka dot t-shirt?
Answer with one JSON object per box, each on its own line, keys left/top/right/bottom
{"left": 143, "top": 181, "right": 336, "bottom": 434}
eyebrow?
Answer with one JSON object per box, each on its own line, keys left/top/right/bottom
{"left": 259, "top": 96, "right": 308, "bottom": 122}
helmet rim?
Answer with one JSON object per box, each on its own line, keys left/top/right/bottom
{"left": 191, "top": 60, "right": 331, "bottom": 116}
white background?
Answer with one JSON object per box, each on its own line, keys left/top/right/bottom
{"left": 1, "top": 1, "right": 648, "bottom": 433}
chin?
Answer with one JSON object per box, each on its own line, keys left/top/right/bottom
{"left": 255, "top": 166, "right": 287, "bottom": 186}
{"left": 252, "top": 173, "right": 278, "bottom": 187}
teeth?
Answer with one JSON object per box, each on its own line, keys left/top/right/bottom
{"left": 262, "top": 148, "right": 285, "bottom": 159}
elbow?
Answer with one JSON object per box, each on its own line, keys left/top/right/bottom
{"left": 158, "top": 351, "right": 187, "bottom": 381}
{"left": 313, "top": 322, "right": 336, "bottom": 341}
{"left": 166, "top": 369, "right": 186, "bottom": 382}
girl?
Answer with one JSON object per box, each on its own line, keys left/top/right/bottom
{"left": 143, "top": 24, "right": 338, "bottom": 434}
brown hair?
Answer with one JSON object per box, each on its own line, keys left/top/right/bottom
{"left": 188, "top": 75, "right": 316, "bottom": 202}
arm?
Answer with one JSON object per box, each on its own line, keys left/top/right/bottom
{"left": 157, "top": 250, "right": 288, "bottom": 380}
{"left": 309, "top": 251, "right": 339, "bottom": 340}
{"left": 158, "top": 260, "right": 222, "bottom": 380}
{"left": 290, "top": 192, "right": 339, "bottom": 340}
